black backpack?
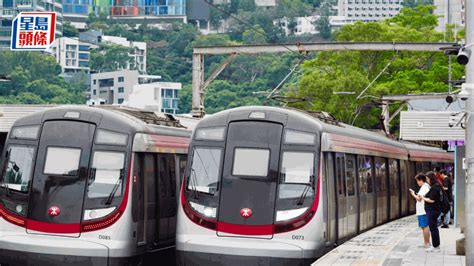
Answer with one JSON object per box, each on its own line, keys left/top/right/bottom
{"left": 439, "top": 188, "right": 451, "bottom": 214}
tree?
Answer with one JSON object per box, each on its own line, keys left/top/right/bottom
{"left": 290, "top": 5, "right": 464, "bottom": 130}
{"left": 89, "top": 44, "right": 132, "bottom": 72}
{"left": 63, "top": 22, "right": 79, "bottom": 37}
{"left": 0, "top": 51, "right": 85, "bottom": 105}
{"left": 315, "top": 1, "right": 332, "bottom": 39}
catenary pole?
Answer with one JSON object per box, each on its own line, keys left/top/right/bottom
{"left": 465, "top": 0, "right": 474, "bottom": 264}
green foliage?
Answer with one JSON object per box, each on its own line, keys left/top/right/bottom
{"left": 316, "top": 1, "right": 332, "bottom": 39}
{"left": 89, "top": 44, "right": 132, "bottom": 72}
{"left": 0, "top": 51, "right": 86, "bottom": 105}
{"left": 291, "top": 5, "right": 464, "bottom": 130}
{"left": 63, "top": 21, "right": 79, "bottom": 37}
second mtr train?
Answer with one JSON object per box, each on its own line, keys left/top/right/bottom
{"left": 176, "top": 106, "right": 453, "bottom": 266}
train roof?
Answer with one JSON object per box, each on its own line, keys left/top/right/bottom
{"left": 12, "top": 105, "right": 192, "bottom": 138}
{"left": 198, "top": 106, "right": 453, "bottom": 162}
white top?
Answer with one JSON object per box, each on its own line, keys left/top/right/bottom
{"left": 416, "top": 183, "right": 430, "bottom": 216}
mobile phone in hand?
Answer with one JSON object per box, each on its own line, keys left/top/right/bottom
{"left": 409, "top": 188, "right": 414, "bottom": 194}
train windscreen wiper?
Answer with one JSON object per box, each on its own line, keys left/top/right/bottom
{"left": 296, "top": 175, "right": 315, "bottom": 206}
{"left": 105, "top": 169, "right": 124, "bottom": 205}
{"left": 190, "top": 168, "right": 199, "bottom": 199}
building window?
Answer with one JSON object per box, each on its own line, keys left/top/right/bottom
{"left": 118, "top": 98, "right": 124, "bottom": 104}
{"left": 78, "top": 45, "right": 89, "bottom": 51}
{"left": 118, "top": 87, "right": 124, "bottom": 93}
{"left": 118, "top": 77, "right": 124, "bottom": 82}
{"left": 66, "top": 44, "right": 77, "bottom": 50}
{"left": 93, "top": 89, "right": 96, "bottom": 95}
{"left": 98, "top": 78, "right": 114, "bottom": 87}
{"left": 93, "top": 79, "right": 96, "bottom": 85}
{"left": 78, "top": 53, "right": 89, "bottom": 60}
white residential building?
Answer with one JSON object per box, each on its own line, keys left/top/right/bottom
{"left": 49, "top": 37, "right": 91, "bottom": 76}
{"left": 337, "top": 0, "right": 403, "bottom": 23}
{"left": 275, "top": 16, "right": 348, "bottom": 36}
{"left": 100, "top": 35, "right": 147, "bottom": 74}
{"left": 89, "top": 70, "right": 169, "bottom": 107}
{"left": 434, "top": 0, "right": 465, "bottom": 33}
{"left": 128, "top": 82, "right": 182, "bottom": 114}
{"left": 275, "top": 16, "right": 320, "bottom": 36}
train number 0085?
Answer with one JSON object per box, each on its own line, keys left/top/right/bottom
{"left": 292, "top": 235, "right": 304, "bottom": 240}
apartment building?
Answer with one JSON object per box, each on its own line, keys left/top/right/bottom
{"left": 101, "top": 35, "right": 147, "bottom": 74}
{"left": 49, "top": 37, "right": 91, "bottom": 76}
{"left": 63, "top": 0, "right": 186, "bottom": 29}
{"left": 434, "top": 0, "right": 465, "bottom": 33}
{"left": 337, "top": 0, "right": 403, "bottom": 23}
{"left": 128, "top": 81, "right": 181, "bottom": 114}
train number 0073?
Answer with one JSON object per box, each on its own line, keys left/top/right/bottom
{"left": 292, "top": 235, "right": 304, "bottom": 240}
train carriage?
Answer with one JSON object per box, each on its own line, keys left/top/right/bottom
{"left": 176, "top": 106, "right": 454, "bottom": 266}
{"left": 0, "top": 106, "right": 191, "bottom": 266}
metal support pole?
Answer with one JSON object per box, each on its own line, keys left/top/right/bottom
{"left": 192, "top": 54, "right": 204, "bottom": 118}
{"left": 382, "top": 100, "right": 390, "bottom": 135}
{"left": 465, "top": 0, "right": 474, "bottom": 264}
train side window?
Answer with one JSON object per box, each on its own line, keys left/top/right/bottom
{"left": 336, "top": 153, "right": 346, "bottom": 196}
{"left": 358, "top": 155, "right": 373, "bottom": 193}
{"left": 366, "top": 156, "right": 374, "bottom": 193}
{"left": 44, "top": 147, "right": 81, "bottom": 176}
{"left": 345, "top": 154, "right": 356, "bottom": 196}
{"left": 374, "top": 157, "right": 385, "bottom": 192}
{"left": 1, "top": 145, "right": 35, "bottom": 193}
{"left": 415, "top": 162, "right": 423, "bottom": 175}
{"left": 89, "top": 151, "right": 125, "bottom": 198}
{"left": 422, "top": 162, "right": 431, "bottom": 173}
{"left": 389, "top": 159, "right": 399, "bottom": 190}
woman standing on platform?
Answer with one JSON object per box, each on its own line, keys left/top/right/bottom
{"left": 410, "top": 173, "right": 431, "bottom": 249}
{"left": 423, "top": 171, "right": 443, "bottom": 252}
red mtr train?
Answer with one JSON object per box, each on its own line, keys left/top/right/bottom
{"left": 176, "top": 106, "right": 453, "bottom": 266}
{"left": 0, "top": 106, "right": 190, "bottom": 265}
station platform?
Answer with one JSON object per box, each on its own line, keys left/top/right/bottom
{"left": 313, "top": 215, "right": 465, "bottom": 266}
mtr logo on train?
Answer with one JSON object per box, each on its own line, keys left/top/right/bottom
{"left": 240, "top": 208, "right": 253, "bottom": 218}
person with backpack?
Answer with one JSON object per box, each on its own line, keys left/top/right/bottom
{"left": 410, "top": 173, "right": 431, "bottom": 249}
{"left": 422, "top": 171, "right": 443, "bottom": 252}
{"left": 439, "top": 169, "right": 453, "bottom": 228}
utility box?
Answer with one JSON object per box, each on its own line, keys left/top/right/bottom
{"left": 400, "top": 111, "right": 465, "bottom": 141}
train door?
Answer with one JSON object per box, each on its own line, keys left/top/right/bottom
{"left": 345, "top": 154, "right": 358, "bottom": 237}
{"left": 408, "top": 161, "right": 418, "bottom": 214}
{"left": 27, "top": 120, "right": 96, "bottom": 237}
{"left": 358, "top": 155, "right": 375, "bottom": 231}
{"left": 388, "top": 159, "right": 400, "bottom": 220}
{"left": 324, "top": 152, "right": 337, "bottom": 244}
{"left": 156, "top": 154, "right": 177, "bottom": 247}
{"left": 217, "top": 121, "right": 282, "bottom": 239}
{"left": 400, "top": 160, "right": 408, "bottom": 216}
{"left": 375, "top": 157, "right": 388, "bottom": 225}
{"left": 335, "top": 153, "right": 347, "bottom": 240}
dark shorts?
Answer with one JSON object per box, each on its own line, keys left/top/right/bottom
{"left": 418, "top": 214, "right": 428, "bottom": 228}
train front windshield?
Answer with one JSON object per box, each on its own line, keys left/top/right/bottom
{"left": 0, "top": 119, "right": 129, "bottom": 235}
{"left": 184, "top": 120, "right": 319, "bottom": 235}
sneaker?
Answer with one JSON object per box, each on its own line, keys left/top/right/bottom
{"left": 425, "top": 247, "right": 434, "bottom": 252}
{"left": 432, "top": 247, "right": 441, "bottom": 253}
{"left": 441, "top": 224, "right": 449, "bottom": 229}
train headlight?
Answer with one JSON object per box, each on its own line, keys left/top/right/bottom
{"left": 204, "top": 208, "right": 215, "bottom": 217}
{"left": 276, "top": 207, "right": 309, "bottom": 222}
{"left": 189, "top": 201, "right": 217, "bottom": 218}
{"left": 84, "top": 207, "right": 116, "bottom": 221}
